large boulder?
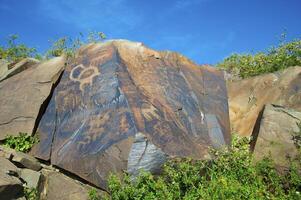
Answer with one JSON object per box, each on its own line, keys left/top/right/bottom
{"left": 32, "top": 40, "right": 230, "bottom": 189}
{"left": 251, "top": 104, "right": 301, "bottom": 168}
{"left": 228, "top": 66, "right": 301, "bottom": 136}
{"left": 0, "top": 56, "right": 65, "bottom": 140}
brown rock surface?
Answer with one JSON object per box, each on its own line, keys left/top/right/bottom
{"left": 0, "top": 56, "right": 65, "bottom": 140}
{"left": 0, "top": 58, "right": 40, "bottom": 82}
{"left": 251, "top": 104, "right": 301, "bottom": 168}
{"left": 228, "top": 66, "right": 301, "bottom": 136}
{"left": 32, "top": 40, "right": 230, "bottom": 189}
{"left": 0, "top": 145, "right": 41, "bottom": 171}
{"left": 0, "top": 157, "right": 23, "bottom": 199}
{"left": 39, "top": 169, "right": 104, "bottom": 200}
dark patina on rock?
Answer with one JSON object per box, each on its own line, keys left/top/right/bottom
{"left": 32, "top": 40, "right": 230, "bottom": 189}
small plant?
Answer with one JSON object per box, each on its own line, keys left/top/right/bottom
{"left": 24, "top": 187, "right": 38, "bottom": 200}
{"left": 45, "top": 31, "right": 106, "bottom": 59}
{"left": 0, "top": 34, "right": 41, "bottom": 62}
{"left": 4, "top": 132, "right": 39, "bottom": 153}
{"left": 88, "top": 188, "right": 101, "bottom": 200}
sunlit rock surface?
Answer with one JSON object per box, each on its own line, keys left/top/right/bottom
{"left": 32, "top": 40, "right": 230, "bottom": 189}
{"left": 228, "top": 66, "right": 301, "bottom": 136}
{"left": 0, "top": 57, "right": 65, "bottom": 140}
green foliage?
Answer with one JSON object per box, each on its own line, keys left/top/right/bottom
{"left": 4, "top": 132, "right": 39, "bottom": 153}
{"left": 0, "top": 34, "right": 41, "bottom": 62}
{"left": 107, "top": 136, "right": 301, "bottom": 200}
{"left": 88, "top": 188, "right": 101, "bottom": 200}
{"left": 217, "top": 37, "right": 301, "bottom": 78}
{"left": 24, "top": 187, "right": 38, "bottom": 200}
{"left": 45, "top": 31, "right": 106, "bottom": 59}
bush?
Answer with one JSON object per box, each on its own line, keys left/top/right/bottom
{"left": 88, "top": 188, "right": 102, "bottom": 200}
{"left": 0, "top": 34, "right": 41, "bottom": 62}
{"left": 3, "top": 132, "right": 39, "bottom": 153}
{"left": 217, "top": 38, "right": 301, "bottom": 78}
{"left": 24, "top": 187, "right": 38, "bottom": 200}
{"left": 106, "top": 136, "right": 301, "bottom": 200}
{"left": 45, "top": 31, "right": 106, "bottom": 59}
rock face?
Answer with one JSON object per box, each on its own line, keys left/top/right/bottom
{"left": 251, "top": 104, "right": 301, "bottom": 168}
{"left": 0, "top": 58, "right": 40, "bottom": 82}
{"left": 32, "top": 40, "right": 230, "bottom": 189}
{"left": 0, "top": 56, "right": 65, "bottom": 140}
{"left": 228, "top": 66, "right": 301, "bottom": 136}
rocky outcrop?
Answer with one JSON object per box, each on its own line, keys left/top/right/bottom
{"left": 0, "top": 56, "right": 65, "bottom": 140}
{"left": 228, "top": 66, "right": 301, "bottom": 136}
{"left": 32, "top": 40, "right": 230, "bottom": 189}
{"left": 0, "top": 58, "right": 40, "bottom": 82}
{"left": 251, "top": 104, "right": 301, "bottom": 168}
{"left": 0, "top": 145, "right": 105, "bottom": 200}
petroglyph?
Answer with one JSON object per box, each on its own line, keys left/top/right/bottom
{"left": 70, "top": 64, "right": 100, "bottom": 91}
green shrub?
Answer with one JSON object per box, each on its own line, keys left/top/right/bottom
{"left": 217, "top": 38, "right": 301, "bottom": 78}
{"left": 0, "top": 34, "right": 41, "bottom": 62}
{"left": 106, "top": 135, "right": 301, "bottom": 200}
{"left": 88, "top": 188, "right": 101, "bottom": 200}
{"left": 45, "top": 31, "right": 106, "bottom": 59}
{"left": 3, "top": 132, "right": 39, "bottom": 153}
{"left": 24, "top": 187, "right": 38, "bottom": 200}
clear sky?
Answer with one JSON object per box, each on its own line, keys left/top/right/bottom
{"left": 0, "top": 0, "right": 300, "bottom": 64}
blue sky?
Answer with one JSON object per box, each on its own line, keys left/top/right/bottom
{"left": 0, "top": 0, "right": 300, "bottom": 64}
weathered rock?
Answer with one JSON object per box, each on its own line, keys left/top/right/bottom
{"left": 251, "top": 104, "right": 301, "bottom": 168}
{"left": 228, "top": 66, "right": 301, "bottom": 136}
{"left": 39, "top": 169, "right": 104, "bottom": 200}
{"left": 0, "top": 145, "right": 42, "bottom": 171}
{"left": 0, "top": 56, "right": 65, "bottom": 140}
{"left": 0, "top": 59, "right": 9, "bottom": 78}
{"left": 32, "top": 40, "right": 230, "bottom": 189}
{"left": 19, "top": 169, "right": 41, "bottom": 189}
{"left": 0, "top": 58, "right": 40, "bottom": 82}
{"left": 0, "top": 157, "right": 23, "bottom": 199}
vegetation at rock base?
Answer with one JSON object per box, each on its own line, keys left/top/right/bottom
{"left": 89, "top": 188, "right": 102, "bottom": 200}
{"left": 24, "top": 187, "right": 38, "bottom": 200}
{"left": 217, "top": 35, "right": 301, "bottom": 78}
{"left": 104, "top": 136, "right": 301, "bottom": 200}
{"left": 3, "top": 132, "right": 39, "bottom": 153}
{"left": 0, "top": 34, "right": 41, "bottom": 63}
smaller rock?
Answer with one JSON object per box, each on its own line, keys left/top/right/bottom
{"left": 0, "top": 157, "right": 23, "bottom": 199}
{"left": 251, "top": 104, "right": 301, "bottom": 168}
{"left": 40, "top": 169, "right": 105, "bottom": 200}
{"left": 0, "top": 145, "right": 42, "bottom": 171}
{"left": 19, "top": 169, "right": 41, "bottom": 189}
{"left": 0, "top": 58, "right": 40, "bottom": 82}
